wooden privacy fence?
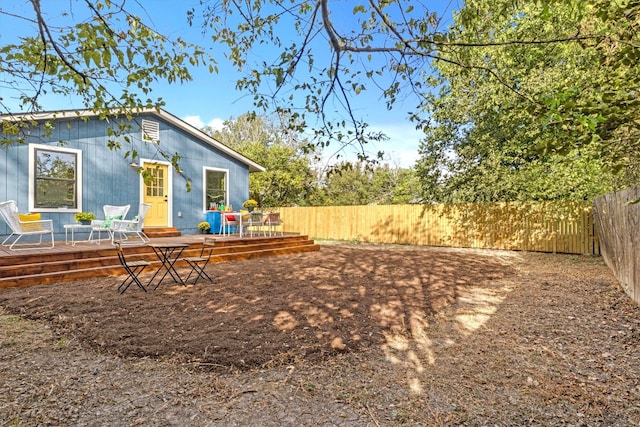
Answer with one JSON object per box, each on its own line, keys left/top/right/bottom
{"left": 593, "top": 185, "right": 640, "bottom": 304}
{"left": 277, "top": 201, "right": 598, "bottom": 255}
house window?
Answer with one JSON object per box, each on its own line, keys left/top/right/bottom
{"left": 204, "top": 168, "right": 228, "bottom": 210}
{"left": 29, "top": 144, "right": 82, "bottom": 211}
{"left": 141, "top": 119, "right": 160, "bottom": 143}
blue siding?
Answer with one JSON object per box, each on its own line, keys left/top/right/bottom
{"left": 1, "top": 112, "right": 251, "bottom": 238}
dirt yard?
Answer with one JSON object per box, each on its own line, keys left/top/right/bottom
{"left": 1, "top": 242, "right": 639, "bottom": 426}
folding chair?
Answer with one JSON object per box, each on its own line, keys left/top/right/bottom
{"left": 181, "top": 236, "right": 216, "bottom": 285}
{"left": 115, "top": 241, "right": 150, "bottom": 294}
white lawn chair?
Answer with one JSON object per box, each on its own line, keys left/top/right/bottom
{"left": 0, "top": 200, "right": 55, "bottom": 250}
{"left": 89, "top": 204, "right": 130, "bottom": 243}
{"left": 110, "top": 203, "right": 151, "bottom": 245}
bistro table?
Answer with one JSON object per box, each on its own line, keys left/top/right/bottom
{"left": 147, "top": 242, "right": 189, "bottom": 289}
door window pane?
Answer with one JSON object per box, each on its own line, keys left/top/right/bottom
{"left": 146, "top": 167, "right": 165, "bottom": 197}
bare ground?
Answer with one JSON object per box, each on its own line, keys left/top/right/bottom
{"left": 1, "top": 242, "right": 639, "bottom": 426}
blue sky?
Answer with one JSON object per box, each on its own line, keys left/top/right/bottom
{"left": 1, "top": 1, "right": 460, "bottom": 168}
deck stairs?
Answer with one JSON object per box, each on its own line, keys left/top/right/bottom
{"left": 143, "top": 227, "right": 181, "bottom": 238}
{"left": 0, "top": 234, "right": 320, "bottom": 289}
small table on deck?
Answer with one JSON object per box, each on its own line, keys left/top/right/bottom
{"left": 147, "top": 242, "right": 189, "bottom": 289}
{"left": 63, "top": 224, "right": 93, "bottom": 246}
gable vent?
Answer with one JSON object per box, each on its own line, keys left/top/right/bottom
{"left": 141, "top": 119, "right": 160, "bottom": 143}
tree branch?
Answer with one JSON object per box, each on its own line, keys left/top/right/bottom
{"left": 30, "top": 0, "right": 89, "bottom": 86}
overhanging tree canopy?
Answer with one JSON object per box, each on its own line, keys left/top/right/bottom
{"left": 193, "top": 0, "right": 638, "bottom": 171}
{"left": 1, "top": 0, "right": 214, "bottom": 148}
{"left": 2, "top": 0, "right": 638, "bottom": 200}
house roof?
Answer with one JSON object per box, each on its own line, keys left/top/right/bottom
{"left": 1, "top": 108, "right": 266, "bottom": 173}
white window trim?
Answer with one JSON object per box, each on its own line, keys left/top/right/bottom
{"left": 28, "top": 143, "right": 83, "bottom": 213}
{"left": 203, "top": 166, "right": 229, "bottom": 212}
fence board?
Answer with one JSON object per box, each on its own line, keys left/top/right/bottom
{"left": 277, "top": 201, "right": 597, "bottom": 255}
{"left": 593, "top": 185, "right": 640, "bottom": 303}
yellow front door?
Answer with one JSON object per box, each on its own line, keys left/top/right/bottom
{"left": 143, "top": 163, "right": 169, "bottom": 227}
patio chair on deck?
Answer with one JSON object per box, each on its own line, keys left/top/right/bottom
{"left": 264, "top": 212, "right": 283, "bottom": 236}
{"left": 89, "top": 204, "right": 130, "bottom": 243}
{"left": 110, "top": 203, "right": 151, "bottom": 245}
{"left": 245, "top": 211, "right": 266, "bottom": 237}
{"left": 220, "top": 212, "right": 241, "bottom": 236}
{"left": 0, "top": 200, "right": 55, "bottom": 251}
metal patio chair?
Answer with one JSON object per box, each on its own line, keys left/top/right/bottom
{"left": 114, "top": 241, "right": 149, "bottom": 294}
{"left": 0, "top": 200, "right": 55, "bottom": 251}
{"left": 245, "top": 211, "right": 266, "bottom": 237}
{"left": 264, "top": 212, "right": 283, "bottom": 236}
{"left": 181, "top": 236, "right": 216, "bottom": 285}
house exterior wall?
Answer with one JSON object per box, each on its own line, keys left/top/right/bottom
{"left": 0, "top": 112, "right": 251, "bottom": 238}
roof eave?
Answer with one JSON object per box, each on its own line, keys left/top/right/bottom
{"left": 0, "top": 108, "right": 267, "bottom": 173}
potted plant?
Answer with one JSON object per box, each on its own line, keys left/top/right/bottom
{"left": 197, "top": 221, "right": 211, "bottom": 233}
{"left": 74, "top": 212, "right": 96, "bottom": 225}
{"left": 242, "top": 199, "right": 259, "bottom": 212}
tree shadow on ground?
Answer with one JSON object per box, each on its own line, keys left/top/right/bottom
{"left": 0, "top": 245, "right": 516, "bottom": 374}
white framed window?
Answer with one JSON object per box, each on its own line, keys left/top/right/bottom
{"left": 29, "top": 143, "right": 83, "bottom": 212}
{"left": 203, "top": 167, "right": 228, "bottom": 210}
{"left": 141, "top": 119, "right": 160, "bottom": 143}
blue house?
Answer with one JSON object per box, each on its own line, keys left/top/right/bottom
{"left": 0, "top": 108, "right": 265, "bottom": 239}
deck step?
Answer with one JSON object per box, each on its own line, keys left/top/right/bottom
{"left": 143, "top": 227, "right": 181, "bottom": 238}
{"left": 0, "top": 234, "right": 320, "bottom": 289}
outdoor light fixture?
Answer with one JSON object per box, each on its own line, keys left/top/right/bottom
{"left": 129, "top": 161, "right": 139, "bottom": 168}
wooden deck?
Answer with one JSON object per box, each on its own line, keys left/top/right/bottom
{"left": 0, "top": 233, "right": 320, "bottom": 289}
